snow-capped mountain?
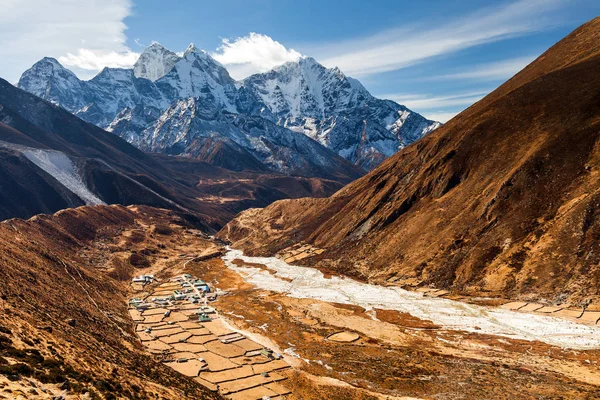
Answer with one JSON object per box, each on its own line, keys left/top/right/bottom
{"left": 137, "top": 97, "right": 358, "bottom": 178}
{"left": 18, "top": 57, "right": 88, "bottom": 111}
{"left": 18, "top": 43, "right": 440, "bottom": 172}
{"left": 244, "top": 57, "right": 441, "bottom": 168}
{"left": 244, "top": 57, "right": 371, "bottom": 119}
{"left": 133, "top": 42, "right": 181, "bottom": 81}
{"left": 155, "top": 44, "right": 238, "bottom": 108}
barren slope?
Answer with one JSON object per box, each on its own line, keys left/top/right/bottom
{"left": 219, "top": 17, "right": 600, "bottom": 302}
{"left": 0, "top": 205, "right": 222, "bottom": 399}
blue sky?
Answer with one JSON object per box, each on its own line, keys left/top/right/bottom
{"left": 1, "top": 0, "right": 599, "bottom": 122}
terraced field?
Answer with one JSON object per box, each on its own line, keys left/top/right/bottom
{"left": 129, "top": 276, "right": 293, "bottom": 399}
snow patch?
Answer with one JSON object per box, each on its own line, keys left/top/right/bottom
{"left": 21, "top": 149, "right": 105, "bottom": 206}
{"left": 0, "top": 140, "right": 105, "bottom": 206}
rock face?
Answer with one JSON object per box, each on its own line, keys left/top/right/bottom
{"left": 0, "top": 78, "right": 351, "bottom": 226}
{"left": 218, "top": 18, "right": 600, "bottom": 302}
{"left": 133, "top": 42, "right": 182, "bottom": 81}
{"left": 138, "top": 98, "right": 363, "bottom": 179}
{"left": 243, "top": 57, "right": 441, "bottom": 169}
{"left": 18, "top": 45, "right": 439, "bottom": 172}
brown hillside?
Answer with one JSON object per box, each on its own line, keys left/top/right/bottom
{"left": 0, "top": 205, "right": 221, "bottom": 399}
{"left": 218, "top": 17, "right": 600, "bottom": 302}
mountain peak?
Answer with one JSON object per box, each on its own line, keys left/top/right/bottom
{"left": 298, "top": 56, "right": 319, "bottom": 66}
{"left": 24, "top": 57, "right": 73, "bottom": 76}
{"left": 244, "top": 54, "right": 372, "bottom": 119}
{"left": 134, "top": 43, "right": 182, "bottom": 81}
{"left": 184, "top": 43, "right": 199, "bottom": 56}
{"left": 146, "top": 41, "right": 168, "bottom": 50}
{"left": 17, "top": 57, "right": 86, "bottom": 111}
{"left": 39, "top": 57, "right": 65, "bottom": 67}
{"left": 182, "top": 44, "right": 218, "bottom": 64}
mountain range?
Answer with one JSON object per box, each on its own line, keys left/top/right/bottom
{"left": 18, "top": 43, "right": 440, "bottom": 172}
{"left": 0, "top": 76, "right": 357, "bottom": 225}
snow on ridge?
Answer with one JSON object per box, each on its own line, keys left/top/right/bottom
{"left": 22, "top": 149, "right": 105, "bottom": 206}
{"left": 0, "top": 141, "right": 105, "bottom": 206}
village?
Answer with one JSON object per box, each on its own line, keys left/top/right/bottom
{"left": 129, "top": 272, "right": 293, "bottom": 400}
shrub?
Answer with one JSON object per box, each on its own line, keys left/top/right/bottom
{"left": 154, "top": 224, "right": 173, "bottom": 235}
{"left": 129, "top": 253, "right": 150, "bottom": 268}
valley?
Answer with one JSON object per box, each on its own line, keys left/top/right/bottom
{"left": 3, "top": 205, "right": 600, "bottom": 399}
{"left": 1, "top": 5, "right": 599, "bottom": 399}
{"left": 219, "top": 16, "right": 600, "bottom": 305}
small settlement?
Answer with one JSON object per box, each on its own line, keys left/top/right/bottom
{"left": 129, "top": 274, "right": 292, "bottom": 400}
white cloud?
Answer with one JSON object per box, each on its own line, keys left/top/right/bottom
{"left": 58, "top": 49, "right": 140, "bottom": 77}
{"left": 211, "top": 33, "right": 302, "bottom": 80}
{"left": 0, "top": 0, "right": 136, "bottom": 82}
{"left": 424, "top": 56, "right": 537, "bottom": 81}
{"left": 314, "top": 0, "right": 567, "bottom": 76}
{"left": 422, "top": 112, "right": 460, "bottom": 123}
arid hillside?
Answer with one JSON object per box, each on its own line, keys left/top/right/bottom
{"left": 0, "top": 205, "right": 222, "bottom": 399}
{"left": 3, "top": 205, "right": 600, "bottom": 400}
{"left": 219, "top": 17, "right": 600, "bottom": 303}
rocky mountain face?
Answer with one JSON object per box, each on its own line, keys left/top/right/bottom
{"left": 133, "top": 42, "right": 182, "bottom": 81}
{"left": 19, "top": 43, "right": 439, "bottom": 172}
{"left": 243, "top": 57, "right": 441, "bottom": 169}
{"left": 18, "top": 57, "right": 88, "bottom": 111}
{"left": 218, "top": 18, "right": 600, "bottom": 303}
{"left": 0, "top": 78, "right": 351, "bottom": 225}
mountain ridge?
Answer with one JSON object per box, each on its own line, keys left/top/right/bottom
{"left": 18, "top": 44, "right": 440, "bottom": 171}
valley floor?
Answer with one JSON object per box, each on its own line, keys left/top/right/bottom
{"left": 125, "top": 220, "right": 600, "bottom": 399}
{"left": 2, "top": 205, "right": 600, "bottom": 399}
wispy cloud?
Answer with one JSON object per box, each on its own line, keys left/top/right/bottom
{"left": 378, "top": 90, "right": 492, "bottom": 122}
{"left": 212, "top": 33, "right": 302, "bottom": 80}
{"left": 0, "top": 0, "right": 136, "bottom": 82}
{"left": 422, "top": 111, "right": 461, "bottom": 123}
{"left": 382, "top": 91, "right": 490, "bottom": 110}
{"left": 314, "top": 0, "right": 566, "bottom": 76}
{"left": 423, "top": 56, "right": 536, "bottom": 81}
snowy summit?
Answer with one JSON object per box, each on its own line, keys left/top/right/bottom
{"left": 18, "top": 43, "right": 440, "bottom": 171}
